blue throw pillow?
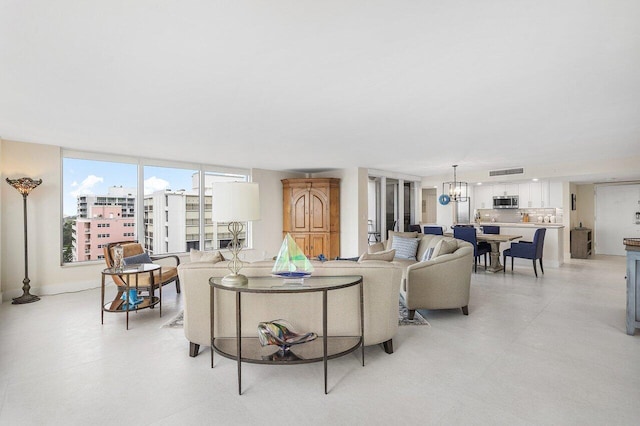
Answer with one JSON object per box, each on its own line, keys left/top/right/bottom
{"left": 123, "top": 252, "right": 152, "bottom": 265}
{"left": 391, "top": 236, "right": 420, "bottom": 260}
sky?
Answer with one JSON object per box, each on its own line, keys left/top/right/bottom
{"left": 62, "top": 158, "right": 242, "bottom": 217}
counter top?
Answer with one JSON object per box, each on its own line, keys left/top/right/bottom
{"left": 476, "top": 222, "right": 564, "bottom": 229}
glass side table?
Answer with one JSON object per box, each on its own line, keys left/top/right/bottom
{"left": 209, "top": 275, "right": 364, "bottom": 395}
{"left": 101, "top": 263, "right": 162, "bottom": 330}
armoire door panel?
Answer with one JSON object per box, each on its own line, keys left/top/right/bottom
{"left": 309, "top": 234, "right": 328, "bottom": 258}
{"left": 292, "top": 192, "right": 309, "bottom": 231}
{"left": 309, "top": 190, "right": 328, "bottom": 231}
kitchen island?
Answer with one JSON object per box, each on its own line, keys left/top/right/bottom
{"left": 477, "top": 222, "right": 565, "bottom": 267}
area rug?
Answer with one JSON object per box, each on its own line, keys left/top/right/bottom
{"left": 162, "top": 311, "right": 184, "bottom": 328}
{"left": 398, "top": 299, "right": 430, "bottom": 326}
{"left": 163, "top": 301, "right": 429, "bottom": 328}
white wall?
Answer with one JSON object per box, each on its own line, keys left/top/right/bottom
{"left": 249, "top": 168, "right": 305, "bottom": 261}
{"left": 595, "top": 184, "right": 640, "bottom": 256}
{"left": 1, "top": 140, "right": 108, "bottom": 300}
{"left": 313, "top": 168, "right": 368, "bottom": 257}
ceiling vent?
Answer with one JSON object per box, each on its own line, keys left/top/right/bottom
{"left": 489, "top": 167, "right": 524, "bottom": 177}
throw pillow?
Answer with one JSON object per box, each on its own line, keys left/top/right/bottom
{"left": 123, "top": 252, "right": 152, "bottom": 265}
{"left": 432, "top": 239, "right": 457, "bottom": 258}
{"left": 420, "top": 247, "right": 435, "bottom": 262}
{"left": 190, "top": 249, "right": 225, "bottom": 263}
{"left": 368, "top": 242, "right": 385, "bottom": 254}
{"left": 385, "top": 231, "right": 419, "bottom": 250}
{"left": 358, "top": 249, "right": 396, "bottom": 262}
{"left": 391, "top": 237, "right": 420, "bottom": 260}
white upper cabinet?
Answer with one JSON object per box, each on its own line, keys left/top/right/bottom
{"left": 518, "top": 183, "right": 531, "bottom": 208}
{"left": 548, "top": 181, "right": 563, "bottom": 208}
{"left": 477, "top": 180, "right": 564, "bottom": 209}
{"left": 529, "top": 181, "right": 543, "bottom": 208}
{"left": 474, "top": 185, "right": 493, "bottom": 210}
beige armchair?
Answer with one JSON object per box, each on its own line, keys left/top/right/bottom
{"left": 402, "top": 241, "right": 473, "bottom": 319}
{"left": 103, "top": 241, "right": 181, "bottom": 309}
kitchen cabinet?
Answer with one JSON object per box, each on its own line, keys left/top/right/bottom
{"left": 474, "top": 185, "right": 493, "bottom": 210}
{"left": 529, "top": 181, "right": 543, "bottom": 208}
{"left": 548, "top": 181, "right": 563, "bottom": 208}
{"left": 518, "top": 183, "right": 531, "bottom": 208}
{"left": 282, "top": 178, "right": 340, "bottom": 259}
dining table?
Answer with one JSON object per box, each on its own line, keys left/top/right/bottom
{"left": 445, "top": 231, "right": 523, "bottom": 272}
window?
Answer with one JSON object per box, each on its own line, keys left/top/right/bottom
{"left": 143, "top": 165, "right": 199, "bottom": 255}
{"left": 62, "top": 157, "right": 137, "bottom": 263}
{"left": 62, "top": 152, "right": 250, "bottom": 264}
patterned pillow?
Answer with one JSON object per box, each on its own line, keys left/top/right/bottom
{"left": 358, "top": 249, "right": 396, "bottom": 262}
{"left": 391, "top": 237, "right": 420, "bottom": 260}
{"left": 123, "top": 252, "right": 152, "bottom": 265}
{"left": 420, "top": 247, "right": 435, "bottom": 262}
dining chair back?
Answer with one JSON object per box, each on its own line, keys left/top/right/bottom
{"left": 453, "top": 227, "right": 490, "bottom": 272}
{"left": 423, "top": 226, "right": 444, "bottom": 235}
{"left": 408, "top": 224, "right": 422, "bottom": 233}
{"left": 502, "top": 228, "right": 546, "bottom": 277}
{"left": 482, "top": 225, "right": 500, "bottom": 234}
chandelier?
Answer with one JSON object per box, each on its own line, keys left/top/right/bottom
{"left": 441, "top": 165, "right": 468, "bottom": 203}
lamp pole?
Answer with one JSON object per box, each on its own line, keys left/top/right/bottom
{"left": 6, "top": 177, "right": 42, "bottom": 304}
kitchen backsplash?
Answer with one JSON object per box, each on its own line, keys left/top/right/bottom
{"left": 476, "top": 208, "right": 563, "bottom": 224}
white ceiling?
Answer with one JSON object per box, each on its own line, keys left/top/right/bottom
{"left": 2, "top": 1, "right": 640, "bottom": 179}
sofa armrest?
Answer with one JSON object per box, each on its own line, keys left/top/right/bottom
{"left": 150, "top": 254, "right": 180, "bottom": 266}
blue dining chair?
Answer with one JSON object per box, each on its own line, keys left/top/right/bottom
{"left": 453, "top": 227, "right": 490, "bottom": 272}
{"left": 503, "top": 228, "right": 546, "bottom": 277}
{"left": 408, "top": 224, "right": 422, "bottom": 233}
{"left": 423, "top": 226, "right": 444, "bottom": 235}
{"left": 482, "top": 225, "right": 500, "bottom": 234}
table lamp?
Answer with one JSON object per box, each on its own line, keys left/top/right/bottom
{"left": 212, "top": 182, "right": 260, "bottom": 286}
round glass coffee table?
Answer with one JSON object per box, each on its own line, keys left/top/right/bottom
{"left": 209, "top": 275, "right": 364, "bottom": 394}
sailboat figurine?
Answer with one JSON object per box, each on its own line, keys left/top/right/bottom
{"left": 272, "top": 233, "right": 314, "bottom": 278}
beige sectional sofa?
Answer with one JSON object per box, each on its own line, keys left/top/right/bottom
{"left": 178, "top": 259, "right": 403, "bottom": 357}
{"left": 177, "top": 233, "right": 473, "bottom": 359}
{"left": 378, "top": 231, "right": 474, "bottom": 320}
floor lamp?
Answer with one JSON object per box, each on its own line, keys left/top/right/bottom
{"left": 212, "top": 182, "right": 260, "bottom": 286}
{"left": 6, "top": 177, "right": 43, "bottom": 304}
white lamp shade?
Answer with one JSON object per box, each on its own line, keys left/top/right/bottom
{"left": 212, "top": 182, "right": 260, "bottom": 222}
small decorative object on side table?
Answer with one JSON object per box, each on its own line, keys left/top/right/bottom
{"left": 101, "top": 263, "right": 162, "bottom": 330}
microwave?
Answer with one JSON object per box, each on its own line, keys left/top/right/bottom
{"left": 493, "top": 195, "right": 519, "bottom": 209}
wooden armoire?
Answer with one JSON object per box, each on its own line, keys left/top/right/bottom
{"left": 282, "top": 178, "right": 340, "bottom": 259}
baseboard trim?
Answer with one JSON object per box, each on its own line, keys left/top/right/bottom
{"left": 2, "top": 279, "right": 100, "bottom": 303}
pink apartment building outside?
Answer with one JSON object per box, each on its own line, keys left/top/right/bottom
{"left": 74, "top": 205, "right": 136, "bottom": 261}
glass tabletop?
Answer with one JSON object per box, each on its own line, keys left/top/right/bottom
{"left": 209, "top": 275, "right": 363, "bottom": 293}
{"left": 102, "top": 263, "right": 160, "bottom": 275}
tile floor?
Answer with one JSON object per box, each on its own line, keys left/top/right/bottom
{"left": 1, "top": 255, "right": 639, "bottom": 425}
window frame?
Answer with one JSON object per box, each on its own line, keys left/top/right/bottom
{"left": 61, "top": 149, "right": 251, "bottom": 265}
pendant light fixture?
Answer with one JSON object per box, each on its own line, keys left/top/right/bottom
{"left": 441, "top": 165, "right": 468, "bottom": 203}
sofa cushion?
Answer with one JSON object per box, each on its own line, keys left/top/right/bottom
{"left": 416, "top": 234, "right": 440, "bottom": 261}
{"left": 392, "top": 237, "right": 420, "bottom": 260}
{"left": 358, "top": 249, "right": 396, "bottom": 262}
{"left": 368, "top": 242, "right": 386, "bottom": 253}
{"left": 190, "top": 249, "right": 225, "bottom": 263}
{"left": 432, "top": 238, "right": 458, "bottom": 258}
{"left": 385, "top": 231, "right": 419, "bottom": 250}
